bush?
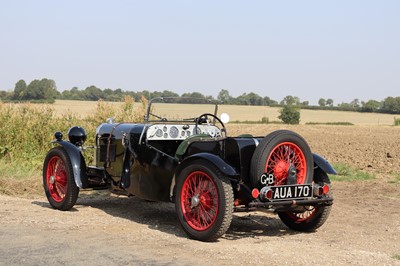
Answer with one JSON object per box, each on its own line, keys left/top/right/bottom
{"left": 278, "top": 105, "right": 300, "bottom": 124}
{"left": 261, "top": 116, "right": 269, "bottom": 123}
{"left": 394, "top": 117, "right": 400, "bottom": 126}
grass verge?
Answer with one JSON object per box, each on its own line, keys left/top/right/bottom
{"left": 306, "top": 122, "right": 354, "bottom": 126}
{"left": 330, "top": 163, "right": 375, "bottom": 181}
{"left": 0, "top": 160, "right": 42, "bottom": 197}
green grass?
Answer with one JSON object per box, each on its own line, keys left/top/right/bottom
{"left": 388, "top": 172, "right": 400, "bottom": 184}
{"left": 0, "top": 159, "right": 42, "bottom": 197}
{"left": 232, "top": 120, "right": 283, "bottom": 124}
{"left": 330, "top": 163, "right": 375, "bottom": 181}
{"left": 232, "top": 119, "right": 283, "bottom": 124}
{"left": 305, "top": 122, "right": 354, "bottom": 126}
{"left": 392, "top": 254, "right": 400, "bottom": 260}
{"left": 394, "top": 117, "right": 400, "bottom": 126}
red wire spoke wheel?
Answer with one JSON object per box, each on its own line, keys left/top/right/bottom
{"left": 175, "top": 160, "right": 233, "bottom": 242}
{"left": 285, "top": 206, "right": 317, "bottom": 222}
{"left": 43, "top": 147, "right": 79, "bottom": 211}
{"left": 46, "top": 156, "right": 68, "bottom": 202}
{"left": 265, "top": 142, "right": 307, "bottom": 185}
{"left": 180, "top": 171, "right": 218, "bottom": 231}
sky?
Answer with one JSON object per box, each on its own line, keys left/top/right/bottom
{"left": 0, "top": 1, "right": 399, "bottom": 105}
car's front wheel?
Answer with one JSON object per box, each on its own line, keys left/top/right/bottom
{"left": 43, "top": 146, "right": 79, "bottom": 211}
{"left": 175, "top": 160, "right": 234, "bottom": 241}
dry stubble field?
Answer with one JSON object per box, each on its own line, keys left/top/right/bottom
{"left": 50, "top": 100, "right": 398, "bottom": 125}
{"left": 0, "top": 100, "right": 399, "bottom": 265}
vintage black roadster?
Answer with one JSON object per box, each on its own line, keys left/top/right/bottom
{"left": 43, "top": 97, "right": 336, "bottom": 241}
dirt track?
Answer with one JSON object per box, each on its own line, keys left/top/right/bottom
{"left": 1, "top": 181, "right": 399, "bottom": 265}
{"left": 1, "top": 125, "right": 400, "bottom": 265}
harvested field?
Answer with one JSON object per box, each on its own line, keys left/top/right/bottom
{"left": 37, "top": 100, "right": 400, "bottom": 125}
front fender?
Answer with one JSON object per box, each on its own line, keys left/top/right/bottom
{"left": 313, "top": 153, "right": 337, "bottom": 175}
{"left": 176, "top": 152, "right": 239, "bottom": 179}
{"left": 52, "top": 140, "right": 88, "bottom": 188}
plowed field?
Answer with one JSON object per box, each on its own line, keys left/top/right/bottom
{"left": 228, "top": 124, "right": 400, "bottom": 175}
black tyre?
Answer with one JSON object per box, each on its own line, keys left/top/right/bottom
{"left": 175, "top": 160, "right": 234, "bottom": 241}
{"left": 278, "top": 168, "right": 332, "bottom": 231}
{"left": 250, "top": 130, "right": 314, "bottom": 189}
{"left": 43, "top": 146, "right": 79, "bottom": 211}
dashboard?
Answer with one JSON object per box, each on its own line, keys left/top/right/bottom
{"left": 146, "top": 124, "right": 222, "bottom": 140}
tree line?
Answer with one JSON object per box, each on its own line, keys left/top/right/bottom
{"left": 1, "top": 78, "right": 400, "bottom": 114}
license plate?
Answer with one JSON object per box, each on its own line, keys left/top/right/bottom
{"left": 271, "top": 184, "right": 313, "bottom": 200}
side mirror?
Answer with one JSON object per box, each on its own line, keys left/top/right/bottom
{"left": 220, "top": 113, "right": 230, "bottom": 124}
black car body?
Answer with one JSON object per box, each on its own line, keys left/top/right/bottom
{"left": 43, "top": 97, "right": 336, "bottom": 241}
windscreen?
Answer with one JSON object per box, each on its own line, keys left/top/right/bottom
{"left": 146, "top": 97, "right": 218, "bottom": 123}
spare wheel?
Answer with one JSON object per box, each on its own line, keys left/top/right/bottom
{"left": 250, "top": 130, "right": 314, "bottom": 189}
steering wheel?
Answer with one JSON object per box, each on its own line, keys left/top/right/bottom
{"left": 195, "top": 113, "right": 227, "bottom": 138}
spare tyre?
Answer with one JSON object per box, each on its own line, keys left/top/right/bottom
{"left": 250, "top": 130, "right": 313, "bottom": 189}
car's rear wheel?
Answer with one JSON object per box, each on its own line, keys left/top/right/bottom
{"left": 43, "top": 146, "right": 79, "bottom": 211}
{"left": 175, "top": 160, "right": 234, "bottom": 241}
{"left": 278, "top": 168, "right": 332, "bottom": 231}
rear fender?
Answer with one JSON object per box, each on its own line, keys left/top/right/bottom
{"left": 313, "top": 153, "right": 337, "bottom": 175}
{"left": 52, "top": 140, "right": 88, "bottom": 188}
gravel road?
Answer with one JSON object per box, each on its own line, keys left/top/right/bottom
{"left": 1, "top": 180, "right": 399, "bottom": 266}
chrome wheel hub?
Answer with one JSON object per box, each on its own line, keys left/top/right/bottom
{"left": 49, "top": 175, "right": 56, "bottom": 184}
{"left": 190, "top": 195, "right": 200, "bottom": 209}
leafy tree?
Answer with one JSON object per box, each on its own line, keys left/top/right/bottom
{"left": 263, "top": 96, "right": 277, "bottom": 106}
{"left": 83, "top": 85, "right": 103, "bottom": 101}
{"left": 23, "top": 78, "right": 57, "bottom": 101}
{"left": 147, "top": 90, "right": 179, "bottom": 100}
{"left": 234, "top": 93, "right": 248, "bottom": 105}
{"left": 69, "top": 87, "right": 82, "bottom": 100}
{"left": 150, "top": 91, "right": 163, "bottom": 99}
{"left": 161, "top": 90, "right": 179, "bottom": 98}
{"left": 235, "top": 92, "right": 263, "bottom": 105}
{"left": 217, "top": 89, "right": 232, "bottom": 104}
{"left": 180, "top": 92, "right": 207, "bottom": 103}
{"left": 0, "top": 90, "right": 12, "bottom": 100}
{"left": 14, "top": 79, "right": 27, "bottom": 100}
{"left": 326, "top": 98, "right": 334, "bottom": 107}
{"left": 318, "top": 98, "right": 326, "bottom": 107}
{"left": 40, "top": 79, "right": 58, "bottom": 100}
{"left": 337, "top": 102, "right": 354, "bottom": 110}
{"left": 279, "top": 105, "right": 300, "bottom": 124}
{"left": 361, "top": 100, "right": 381, "bottom": 112}
{"left": 301, "top": 101, "right": 309, "bottom": 106}
{"left": 25, "top": 79, "right": 40, "bottom": 99}
{"left": 350, "top": 98, "right": 360, "bottom": 108}
{"left": 247, "top": 92, "right": 263, "bottom": 105}
{"left": 382, "top": 97, "right": 400, "bottom": 114}
{"left": 280, "top": 95, "right": 300, "bottom": 106}
{"left": 181, "top": 92, "right": 205, "bottom": 98}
